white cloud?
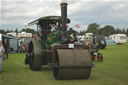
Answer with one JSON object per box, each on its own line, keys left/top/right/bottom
{"left": 1, "top": 1, "right": 60, "bottom": 24}
{"left": 1, "top": 0, "right": 128, "bottom": 30}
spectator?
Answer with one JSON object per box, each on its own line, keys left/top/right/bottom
{"left": 85, "top": 40, "right": 89, "bottom": 46}
{"left": 0, "top": 39, "right": 5, "bottom": 72}
{"left": 3, "top": 39, "right": 8, "bottom": 59}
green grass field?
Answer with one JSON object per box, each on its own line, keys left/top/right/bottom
{"left": 0, "top": 44, "right": 128, "bottom": 85}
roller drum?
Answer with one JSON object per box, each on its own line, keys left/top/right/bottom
{"left": 53, "top": 49, "right": 92, "bottom": 80}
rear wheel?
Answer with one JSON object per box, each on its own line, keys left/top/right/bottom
{"left": 28, "top": 40, "right": 43, "bottom": 70}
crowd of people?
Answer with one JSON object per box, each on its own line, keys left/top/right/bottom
{"left": 0, "top": 39, "right": 8, "bottom": 72}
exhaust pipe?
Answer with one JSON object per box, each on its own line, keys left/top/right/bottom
{"left": 60, "top": 3, "right": 68, "bottom": 32}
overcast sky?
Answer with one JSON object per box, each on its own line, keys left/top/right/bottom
{"left": 0, "top": 0, "right": 128, "bottom": 31}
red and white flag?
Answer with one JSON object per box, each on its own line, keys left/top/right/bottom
{"left": 75, "top": 24, "right": 80, "bottom": 28}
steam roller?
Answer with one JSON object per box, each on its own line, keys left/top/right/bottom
{"left": 25, "top": 2, "right": 93, "bottom": 80}
{"left": 53, "top": 48, "right": 92, "bottom": 80}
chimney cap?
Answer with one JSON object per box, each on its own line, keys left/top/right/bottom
{"left": 60, "top": 3, "right": 68, "bottom": 5}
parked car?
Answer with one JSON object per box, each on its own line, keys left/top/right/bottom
{"left": 95, "top": 35, "right": 106, "bottom": 49}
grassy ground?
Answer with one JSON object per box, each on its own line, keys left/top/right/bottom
{"left": 0, "top": 43, "right": 128, "bottom": 85}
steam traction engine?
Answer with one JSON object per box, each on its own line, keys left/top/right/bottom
{"left": 25, "top": 3, "right": 93, "bottom": 80}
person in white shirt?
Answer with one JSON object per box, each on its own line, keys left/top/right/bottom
{"left": 0, "top": 39, "right": 5, "bottom": 72}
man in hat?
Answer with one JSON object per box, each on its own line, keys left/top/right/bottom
{"left": 0, "top": 39, "right": 5, "bottom": 72}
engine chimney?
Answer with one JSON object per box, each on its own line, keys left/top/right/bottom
{"left": 60, "top": 3, "right": 68, "bottom": 32}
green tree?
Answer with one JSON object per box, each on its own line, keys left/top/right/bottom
{"left": 15, "top": 28, "right": 18, "bottom": 35}
{"left": 101, "top": 25, "right": 115, "bottom": 36}
{"left": 86, "top": 23, "right": 100, "bottom": 34}
{"left": 21, "top": 28, "right": 35, "bottom": 34}
{"left": 98, "top": 27, "right": 105, "bottom": 35}
{"left": 121, "top": 29, "right": 126, "bottom": 34}
{"left": 126, "top": 29, "right": 128, "bottom": 36}
{"left": 115, "top": 28, "right": 121, "bottom": 34}
{"left": 0, "top": 29, "right": 6, "bottom": 34}
{"left": 6, "top": 29, "right": 10, "bottom": 34}
{"left": 79, "top": 30, "right": 86, "bottom": 35}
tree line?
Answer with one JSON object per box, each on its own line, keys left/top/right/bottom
{"left": 0, "top": 23, "right": 128, "bottom": 37}
{"left": 79, "top": 23, "right": 128, "bottom": 36}
{"left": 0, "top": 28, "right": 36, "bottom": 35}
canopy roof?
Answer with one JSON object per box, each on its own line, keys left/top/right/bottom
{"left": 2, "top": 35, "right": 18, "bottom": 40}
{"left": 28, "top": 16, "right": 70, "bottom": 26}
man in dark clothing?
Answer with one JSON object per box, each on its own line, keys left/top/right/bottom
{"left": 67, "top": 28, "right": 77, "bottom": 43}
{"left": 3, "top": 39, "right": 8, "bottom": 59}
